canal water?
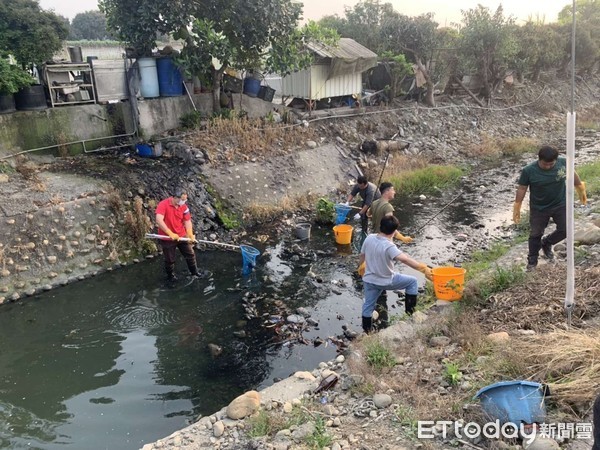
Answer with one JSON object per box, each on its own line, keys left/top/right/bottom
{"left": 3, "top": 145, "right": 598, "bottom": 449}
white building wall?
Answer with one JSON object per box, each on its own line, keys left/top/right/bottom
{"left": 281, "top": 64, "right": 363, "bottom": 100}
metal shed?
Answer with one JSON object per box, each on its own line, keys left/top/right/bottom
{"left": 281, "top": 38, "right": 378, "bottom": 101}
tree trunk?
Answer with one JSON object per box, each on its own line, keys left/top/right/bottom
{"left": 415, "top": 57, "right": 435, "bottom": 107}
{"left": 211, "top": 67, "right": 225, "bottom": 114}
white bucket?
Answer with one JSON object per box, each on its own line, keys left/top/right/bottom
{"left": 138, "top": 57, "right": 159, "bottom": 98}
{"left": 294, "top": 223, "right": 311, "bottom": 240}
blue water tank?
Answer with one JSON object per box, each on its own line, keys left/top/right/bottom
{"left": 138, "top": 57, "right": 159, "bottom": 98}
{"left": 156, "top": 57, "right": 183, "bottom": 97}
{"left": 243, "top": 77, "right": 261, "bottom": 97}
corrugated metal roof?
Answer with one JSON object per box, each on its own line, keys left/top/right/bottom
{"left": 307, "top": 38, "right": 377, "bottom": 60}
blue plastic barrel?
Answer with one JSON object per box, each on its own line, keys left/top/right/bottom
{"left": 334, "top": 204, "right": 352, "bottom": 225}
{"left": 156, "top": 57, "right": 183, "bottom": 97}
{"left": 240, "top": 245, "right": 260, "bottom": 275}
{"left": 138, "top": 57, "right": 159, "bottom": 98}
{"left": 475, "top": 381, "right": 547, "bottom": 424}
{"left": 136, "top": 143, "right": 152, "bottom": 157}
{"left": 243, "top": 77, "right": 261, "bottom": 97}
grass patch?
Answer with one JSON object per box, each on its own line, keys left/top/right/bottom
{"left": 364, "top": 338, "right": 397, "bottom": 371}
{"left": 304, "top": 416, "right": 333, "bottom": 449}
{"left": 577, "top": 160, "right": 600, "bottom": 197}
{"left": 388, "top": 165, "right": 463, "bottom": 196}
{"left": 463, "top": 242, "right": 511, "bottom": 279}
{"left": 205, "top": 184, "right": 241, "bottom": 230}
{"left": 244, "top": 194, "right": 316, "bottom": 225}
{"left": 577, "top": 120, "right": 599, "bottom": 131}
{"left": 246, "top": 410, "right": 286, "bottom": 438}
{"left": 462, "top": 133, "right": 502, "bottom": 159}
{"left": 443, "top": 360, "right": 463, "bottom": 385}
{"left": 500, "top": 137, "right": 540, "bottom": 156}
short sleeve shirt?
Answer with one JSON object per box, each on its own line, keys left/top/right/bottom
{"left": 360, "top": 234, "right": 402, "bottom": 285}
{"left": 518, "top": 157, "right": 567, "bottom": 211}
{"left": 369, "top": 198, "right": 394, "bottom": 233}
{"left": 155, "top": 198, "right": 191, "bottom": 236}
{"left": 350, "top": 182, "right": 381, "bottom": 207}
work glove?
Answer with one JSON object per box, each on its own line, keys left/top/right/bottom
{"left": 186, "top": 230, "right": 197, "bottom": 243}
{"left": 357, "top": 261, "right": 366, "bottom": 277}
{"left": 394, "top": 231, "right": 413, "bottom": 244}
{"left": 353, "top": 213, "right": 361, "bottom": 221}
{"left": 416, "top": 263, "right": 433, "bottom": 281}
{"left": 512, "top": 201, "right": 522, "bottom": 224}
{"left": 344, "top": 201, "right": 350, "bottom": 206}
{"left": 576, "top": 182, "right": 587, "bottom": 205}
{"left": 166, "top": 230, "right": 180, "bottom": 241}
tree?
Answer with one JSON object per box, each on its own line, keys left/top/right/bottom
{"left": 70, "top": 10, "right": 110, "bottom": 41}
{"left": 512, "top": 21, "right": 565, "bottom": 82}
{"left": 457, "top": 5, "right": 518, "bottom": 102}
{"left": 381, "top": 12, "right": 440, "bottom": 106}
{"left": 99, "top": 0, "right": 194, "bottom": 56}
{"left": 0, "top": 0, "right": 69, "bottom": 69}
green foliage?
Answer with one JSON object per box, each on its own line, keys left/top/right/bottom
{"left": 179, "top": 111, "right": 204, "bottom": 129}
{"left": 99, "top": 0, "right": 191, "bottom": 56}
{"left": 0, "top": 0, "right": 69, "bottom": 67}
{"left": 70, "top": 10, "right": 110, "bottom": 40}
{"left": 365, "top": 339, "right": 397, "bottom": 371}
{"left": 457, "top": 5, "right": 518, "bottom": 100}
{"left": 577, "top": 160, "right": 600, "bottom": 196}
{"left": 511, "top": 22, "right": 564, "bottom": 81}
{"left": 443, "top": 360, "right": 463, "bottom": 385}
{"left": 389, "top": 165, "right": 463, "bottom": 196}
{"left": 475, "top": 265, "right": 526, "bottom": 300}
{"left": 0, "top": 57, "right": 35, "bottom": 94}
{"left": 393, "top": 403, "right": 419, "bottom": 439}
{"left": 316, "top": 198, "right": 335, "bottom": 224}
{"left": 305, "top": 417, "right": 333, "bottom": 449}
{"left": 464, "top": 242, "right": 511, "bottom": 278}
{"left": 247, "top": 410, "right": 275, "bottom": 437}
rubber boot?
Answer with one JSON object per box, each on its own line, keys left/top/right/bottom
{"left": 404, "top": 294, "right": 418, "bottom": 316}
{"left": 185, "top": 259, "right": 201, "bottom": 277}
{"left": 166, "top": 265, "right": 177, "bottom": 282}
{"left": 361, "top": 316, "right": 373, "bottom": 334}
{"left": 375, "top": 291, "right": 389, "bottom": 329}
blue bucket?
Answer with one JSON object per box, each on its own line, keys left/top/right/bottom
{"left": 156, "top": 57, "right": 183, "bottom": 96}
{"left": 334, "top": 204, "right": 352, "bottom": 225}
{"left": 475, "top": 381, "right": 547, "bottom": 425}
{"left": 243, "top": 77, "right": 261, "bottom": 97}
{"left": 240, "top": 245, "right": 260, "bottom": 274}
{"left": 136, "top": 143, "right": 152, "bottom": 157}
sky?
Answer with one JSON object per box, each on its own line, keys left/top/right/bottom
{"left": 39, "top": 0, "right": 569, "bottom": 25}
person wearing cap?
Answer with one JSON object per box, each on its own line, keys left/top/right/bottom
{"left": 346, "top": 175, "right": 381, "bottom": 234}
{"left": 513, "top": 145, "right": 587, "bottom": 271}
{"left": 359, "top": 215, "right": 432, "bottom": 333}
{"left": 155, "top": 189, "right": 201, "bottom": 281}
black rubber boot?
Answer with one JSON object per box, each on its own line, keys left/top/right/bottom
{"left": 166, "top": 263, "right": 177, "bottom": 281}
{"left": 404, "top": 294, "right": 418, "bottom": 316}
{"left": 361, "top": 316, "right": 373, "bottom": 334}
{"left": 375, "top": 291, "right": 389, "bottom": 329}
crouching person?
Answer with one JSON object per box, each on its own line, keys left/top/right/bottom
{"left": 359, "top": 215, "right": 432, "bottom": 333}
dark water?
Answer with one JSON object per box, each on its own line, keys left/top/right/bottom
{"left": 0, "top": 236, "right": 365, "bottom": 450}
{"left": 0, "top": 157, "right": 525, "bottom": 450}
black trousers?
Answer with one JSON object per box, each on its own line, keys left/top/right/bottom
{"left": 160, "top": 240, "right": 199, "bottom": 276}
{"left": 528, "top": 204, "right": 566, "bottom": 262}
{"left": 593, "top": 393, "right": 600, "bottom": 450}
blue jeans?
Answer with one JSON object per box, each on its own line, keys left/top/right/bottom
{"left": 363, "top": 273, "right": 418, "bottom": 317}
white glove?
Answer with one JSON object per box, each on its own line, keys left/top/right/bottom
{"left": 344, "top": 202, "right": 350, "bottom": 206}
{"left": 353, "top": 213, "right": 361, "bottom": 221}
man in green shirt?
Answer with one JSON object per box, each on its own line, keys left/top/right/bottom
{"left": 513, "top": 146, "right": 587, "bottom": 271}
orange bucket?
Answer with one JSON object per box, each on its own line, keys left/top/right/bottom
{"left": 333, "top": 224, "right": 353, "bottom": 245}
{"left": 432, "top": 266, "right": 466, "bottom": 301}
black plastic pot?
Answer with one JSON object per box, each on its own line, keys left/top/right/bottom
{"left": 0, "top": 93, "right": 16, "bottom": 114}
{"left": 15, "top": 85, "right": 48, "bottom": 111}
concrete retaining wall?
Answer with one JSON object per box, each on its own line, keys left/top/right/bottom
{"left": 0, "top": 93, "right": 283, "bottom": 158}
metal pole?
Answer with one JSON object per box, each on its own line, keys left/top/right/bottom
{"left": 565, "top": 0, "right": 577, "bottom": 326}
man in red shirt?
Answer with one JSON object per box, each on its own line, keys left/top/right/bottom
{"left": 155, "top": 189, "right": 200, "bottom": 281}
